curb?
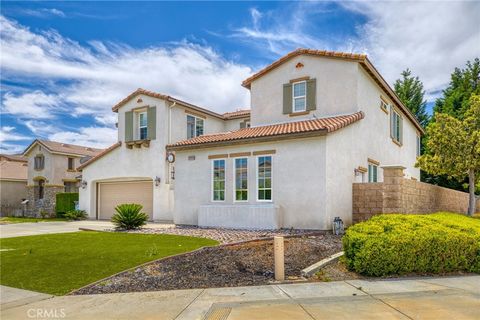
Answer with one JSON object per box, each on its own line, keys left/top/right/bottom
{"left": 301, "top": 251, "right": 344, "bottom": 277}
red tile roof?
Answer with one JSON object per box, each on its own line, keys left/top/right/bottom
{"left": 222, "top": 109, "right": 251, "bottom": 119}
{"left": 77, "top": 142, "right": 122, "bottom": 171}
{"left": 167, "top": 111, "right": 364, "bottom": 150}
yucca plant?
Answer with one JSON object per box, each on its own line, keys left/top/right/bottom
{"left": 111, "top": 203, "right": 148, "bottom": 230}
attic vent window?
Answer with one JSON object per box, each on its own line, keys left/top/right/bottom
{"left": 86, "top": 147, "right": 92, "bottom": 151}
{"left": 137, "top": 98, "right": 143, "bottom": 103}
{"left": 295, "top": 62, "right": 304, "bottom": 69}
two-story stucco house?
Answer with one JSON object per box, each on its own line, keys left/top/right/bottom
{"left": 23, "top": 140, "right": 103, "bottom": 216}
{"left": 79, "top": 49, "right": 423, "bottom": 230}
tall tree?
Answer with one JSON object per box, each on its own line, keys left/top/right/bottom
{"left": 416, "top": 95, "right": 480, "bottom": 216}
{"left": 434, "top": 58, "right": 480, "bottom": 119}
{"left": 394, "top": 69, "right": 429, "bottom": 127}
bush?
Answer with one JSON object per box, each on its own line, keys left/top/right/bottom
{"left": 343, "top": 212, "right": 480, "bottom": 276}
{"left": 111, "top": 203, "right": 148, "bottom": 230}
{"left": 56, "top": 193, "right": 79, "bottom": 216}
{"left": 64, "top": 210, "right": 87, "bottom": 221}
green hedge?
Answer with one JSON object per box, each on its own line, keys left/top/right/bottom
{"left": 55, "top": 193, "right": 79, "bottom": 216}
{"left": 343, "top": 213, "right": 480, "bottom": 276}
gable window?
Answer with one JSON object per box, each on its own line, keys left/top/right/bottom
{"left": 257, "top": 156, "right": 272, "bottom": 201}
{"left": 234, "top": 158, "right": 248, "bottom": 201}
{"left": 292, "top": 81, "right": 306, "bottom": 112}
{"left": 187, "top": 115, "right": 204, "bottom": 139}
{"left": 212, "top": 159, "right": 225, "bottom": 201}
{"left": 138, "top": 112, "right": 148, "bottom": 140}
{"left": 368, "top": 163, "right": 378, "bottom": 183}
{"left": 380, "top": 99, "right": 389, "bottom": 114}
{"left": 34, "top": 155, "right": 44, "bottom": 170}
{"left": 390, "top": 108, "right": 403, "bottom": 144}
{"left": 67, "top": 157, "right": 75, "bottom": 170}
{"left": 416, "top": 135, "right": 421, "bottom": 157}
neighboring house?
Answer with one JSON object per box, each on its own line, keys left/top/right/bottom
{"left": 77, "top": 89, "right": 250, "bottom": 221}
{"left": 0, "top": 154, "right": 28, "bottom": 216}
{"left": 79, "top": 49, "right": 423, "bottom": 230}
{"left": 23, "top": 140, "right": 103, "bottom": 216}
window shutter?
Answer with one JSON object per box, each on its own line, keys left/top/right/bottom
{"left": 306, "top": 78, "right": 317, "bottom": 111}
{"left": 147, "top": 106, "right": 156, "bottom": 140}
{"left": 283, "top": 83, "right": 292, "bottom": 114}
{"left": 125, "top": 111, "right": 133, "bottom": 142}
{"left": 390, "top": 109, "right": 394, "bottom": 139}
{"left": 399, "top": 115, "right": 403, "bottom": 143}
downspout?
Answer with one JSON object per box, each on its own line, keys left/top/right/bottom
{"left": 166, "top": 101, "right": 177, "bottom": 185}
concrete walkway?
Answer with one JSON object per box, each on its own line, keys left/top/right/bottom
{"left": 0, "top": 220, "right": 174, "bottom": 238}
{"left": 1, "top": 276, "right": 479, "bottom": 319}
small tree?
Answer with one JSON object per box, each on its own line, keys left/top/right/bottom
{"left": 416, "top": 95, "right": 480, "bottom": 216}
{"left": 394, "top": 69, "right": 429, "bottom": 127}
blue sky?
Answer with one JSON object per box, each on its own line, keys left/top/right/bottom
{"left": 1, "top": 1, "right": 479, "bottom": 153}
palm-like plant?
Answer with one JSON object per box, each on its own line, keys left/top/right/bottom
{"left": 111, "top": 203, "right": 148, "bottom": 230}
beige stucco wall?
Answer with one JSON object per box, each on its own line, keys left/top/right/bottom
{"left": 249, "top": 56, "right": 359, "bottom": 126}
{"left": 0, "top": 180, "right": 27, "bottom": 206}
{"left": 173, "top": 137, "right": 328, "bottom": 229}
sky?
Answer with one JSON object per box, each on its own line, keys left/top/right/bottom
{"left": 1, "top": 1, "right": 479, "bottom": 154}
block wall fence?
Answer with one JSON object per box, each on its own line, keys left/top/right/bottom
{"left": 353, "top": 166, "right": 480, "bottom": 223}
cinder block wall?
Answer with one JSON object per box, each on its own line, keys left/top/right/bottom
{"left": 353, "top": 166, "right": 480, "bottom": 223}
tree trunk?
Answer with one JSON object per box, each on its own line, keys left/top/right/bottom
{"left": 468, "top": 169, "right": 476, "bottom": 217}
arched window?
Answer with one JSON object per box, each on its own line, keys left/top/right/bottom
{"left": 38, "top": 179, "right": 45, "bottom": 200}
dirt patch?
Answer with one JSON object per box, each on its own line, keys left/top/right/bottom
{"left": 72, "top": 234, "right": 342, "bottom": 295}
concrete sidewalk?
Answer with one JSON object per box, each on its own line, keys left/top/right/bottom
{"left": 0, "top": 220, "right": 174, "bottom": 238}
{"left": 1, "top": 276, "right": 479, "bottom": 319}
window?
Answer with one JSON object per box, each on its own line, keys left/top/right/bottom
{"left": 380, "top": 99, "right": 389, "bottom": 113}
{"left": 234, "top": 158, "right": 248, "bottom": 201}
{"left": 34, "top": 155, "right": 44, "bottom": 170}
{"left": 292, "top": 81, "right": 306, "bottom": 112}
{"left": 139, "top": 112, "right": 148, "bottom": 140}
{"left": 67, "top": 157, "right": 75, "bottom": 170}
{"left": 390, "top": 108, "right": 403, "bottom": 144}
{"left": 257, "top": 156, "right": 272, "bottom": 201}
{"left": 38, "top": 179, "right": 45, "bottom": 200}
{"left": 368, "top": 163, "right": 378, "bottom": 183}
{"left": 187, "top": 115, "right": 204, "bottom": 139}
{"left": 416, "top": 135, "right": 421, "bottom": 157}
{"left": 212, "top": 159, "right": 225, "bottom": 201}
{"left": 64, "top": 181, "right": 77, "bottom": 193}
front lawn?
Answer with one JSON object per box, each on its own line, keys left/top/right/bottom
{"left": 0, "top": 217, "right": 68, "bottom": 224}
{"left": 0, "top": 232, "right": 218, "bottom": 295}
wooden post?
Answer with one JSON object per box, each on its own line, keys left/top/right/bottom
{"left": 274, "top": 236, "right": 285, "bottom": 281}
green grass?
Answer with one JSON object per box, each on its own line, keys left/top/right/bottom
{"left": 0, "top": 231, "right": 218, "bottom": 295}
{"left": 0, "top": 217, "right": 68, "bottom": 224}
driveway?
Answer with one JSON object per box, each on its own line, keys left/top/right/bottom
{"left": 0, "top": 220, "right": 174, "bottom": 238}
{"left": 1, "top": 276, "right": 479, "bottom": 319}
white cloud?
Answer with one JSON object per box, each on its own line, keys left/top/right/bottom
{"left": 2, "top": 91, "right": 61, "bottom": 119}
{"left": 24, "top": 120, "right": 58, "bottom": 137}
{"left": 13, "top": 8, "right": 66, "bottom": 18}
{"left": 48, "top": 127, "right": 117, "bottom": 149}
{"left": 233, "top": 2, "right": 480, "bottom": 102}
{"left": 0, "top": 126, "right": 30, "bottom": 143}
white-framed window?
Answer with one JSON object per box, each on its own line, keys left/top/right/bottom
{"left": 257, "top": 156, "right": 272, "bottom": 201}
{"left": 368, "top": 163, "right": 378, "bottom": 183}
{"left": 187, "top": 115, "right": 204, "bottom": 139}
{"left": 390, "top": 108, "right": 403, "bottom": 144}
{"left": 234, "top": 158, "right": 248, "bottom": 201}
{"left": 138, "top": 112, "right": 148, "bottom": 140}
{"left": 380, "top": 99, "right": 389, "bottom": 113}
{"left": 292, "top": 81, "right": 306, "bottom": 112}
{"left": 212, "top": 159, "right": 225, "bottom": 201}
{"left": 416, "top": 135, "right": 421, "bottom": 157}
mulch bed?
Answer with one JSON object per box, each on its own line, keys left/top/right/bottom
{"left": 72, "top": 234, "right": 342, "bottom": 295}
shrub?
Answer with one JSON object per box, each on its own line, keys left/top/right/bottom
{"left": 343, "top": 212, "right": 480, "bottom": 276}
{"left": 64, "top": 210, "right": 87, "bottom": 221}
{"left": 111, "top": 203, "right": 148, "bottom": 230}
{"left": 56, "top": 193, "right": 79, "bottom": 216}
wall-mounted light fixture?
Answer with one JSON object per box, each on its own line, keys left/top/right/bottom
{"left": 80, "top": 180, "right": 88, "bottom": 189}
{"left": 154, "top": 176, "right": 161, "bottom": 186}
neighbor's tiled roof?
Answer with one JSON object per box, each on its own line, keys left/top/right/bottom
{"left": 222, "top": 109, "right": 251, "bottom": 119}
{"left": 77, "top": 142, "right": 122, "bottom": 171}
{"left": 0, "top": 154, "right": 27, "bottom": 162}
{"left": 242, "top": 49, "right": 367, "bottom": 88}
{"left": 23, "top": 140, "right": 104, "bottom": 158}
{"left": 0, "top": 159, "right": 28, "bottom": 181}
{"left": 167, "top": 111, "right": 364, "bottom": 150}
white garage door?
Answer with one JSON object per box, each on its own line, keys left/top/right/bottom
{"left": 98, "top": 181, "right": 153, "bottom": 220}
